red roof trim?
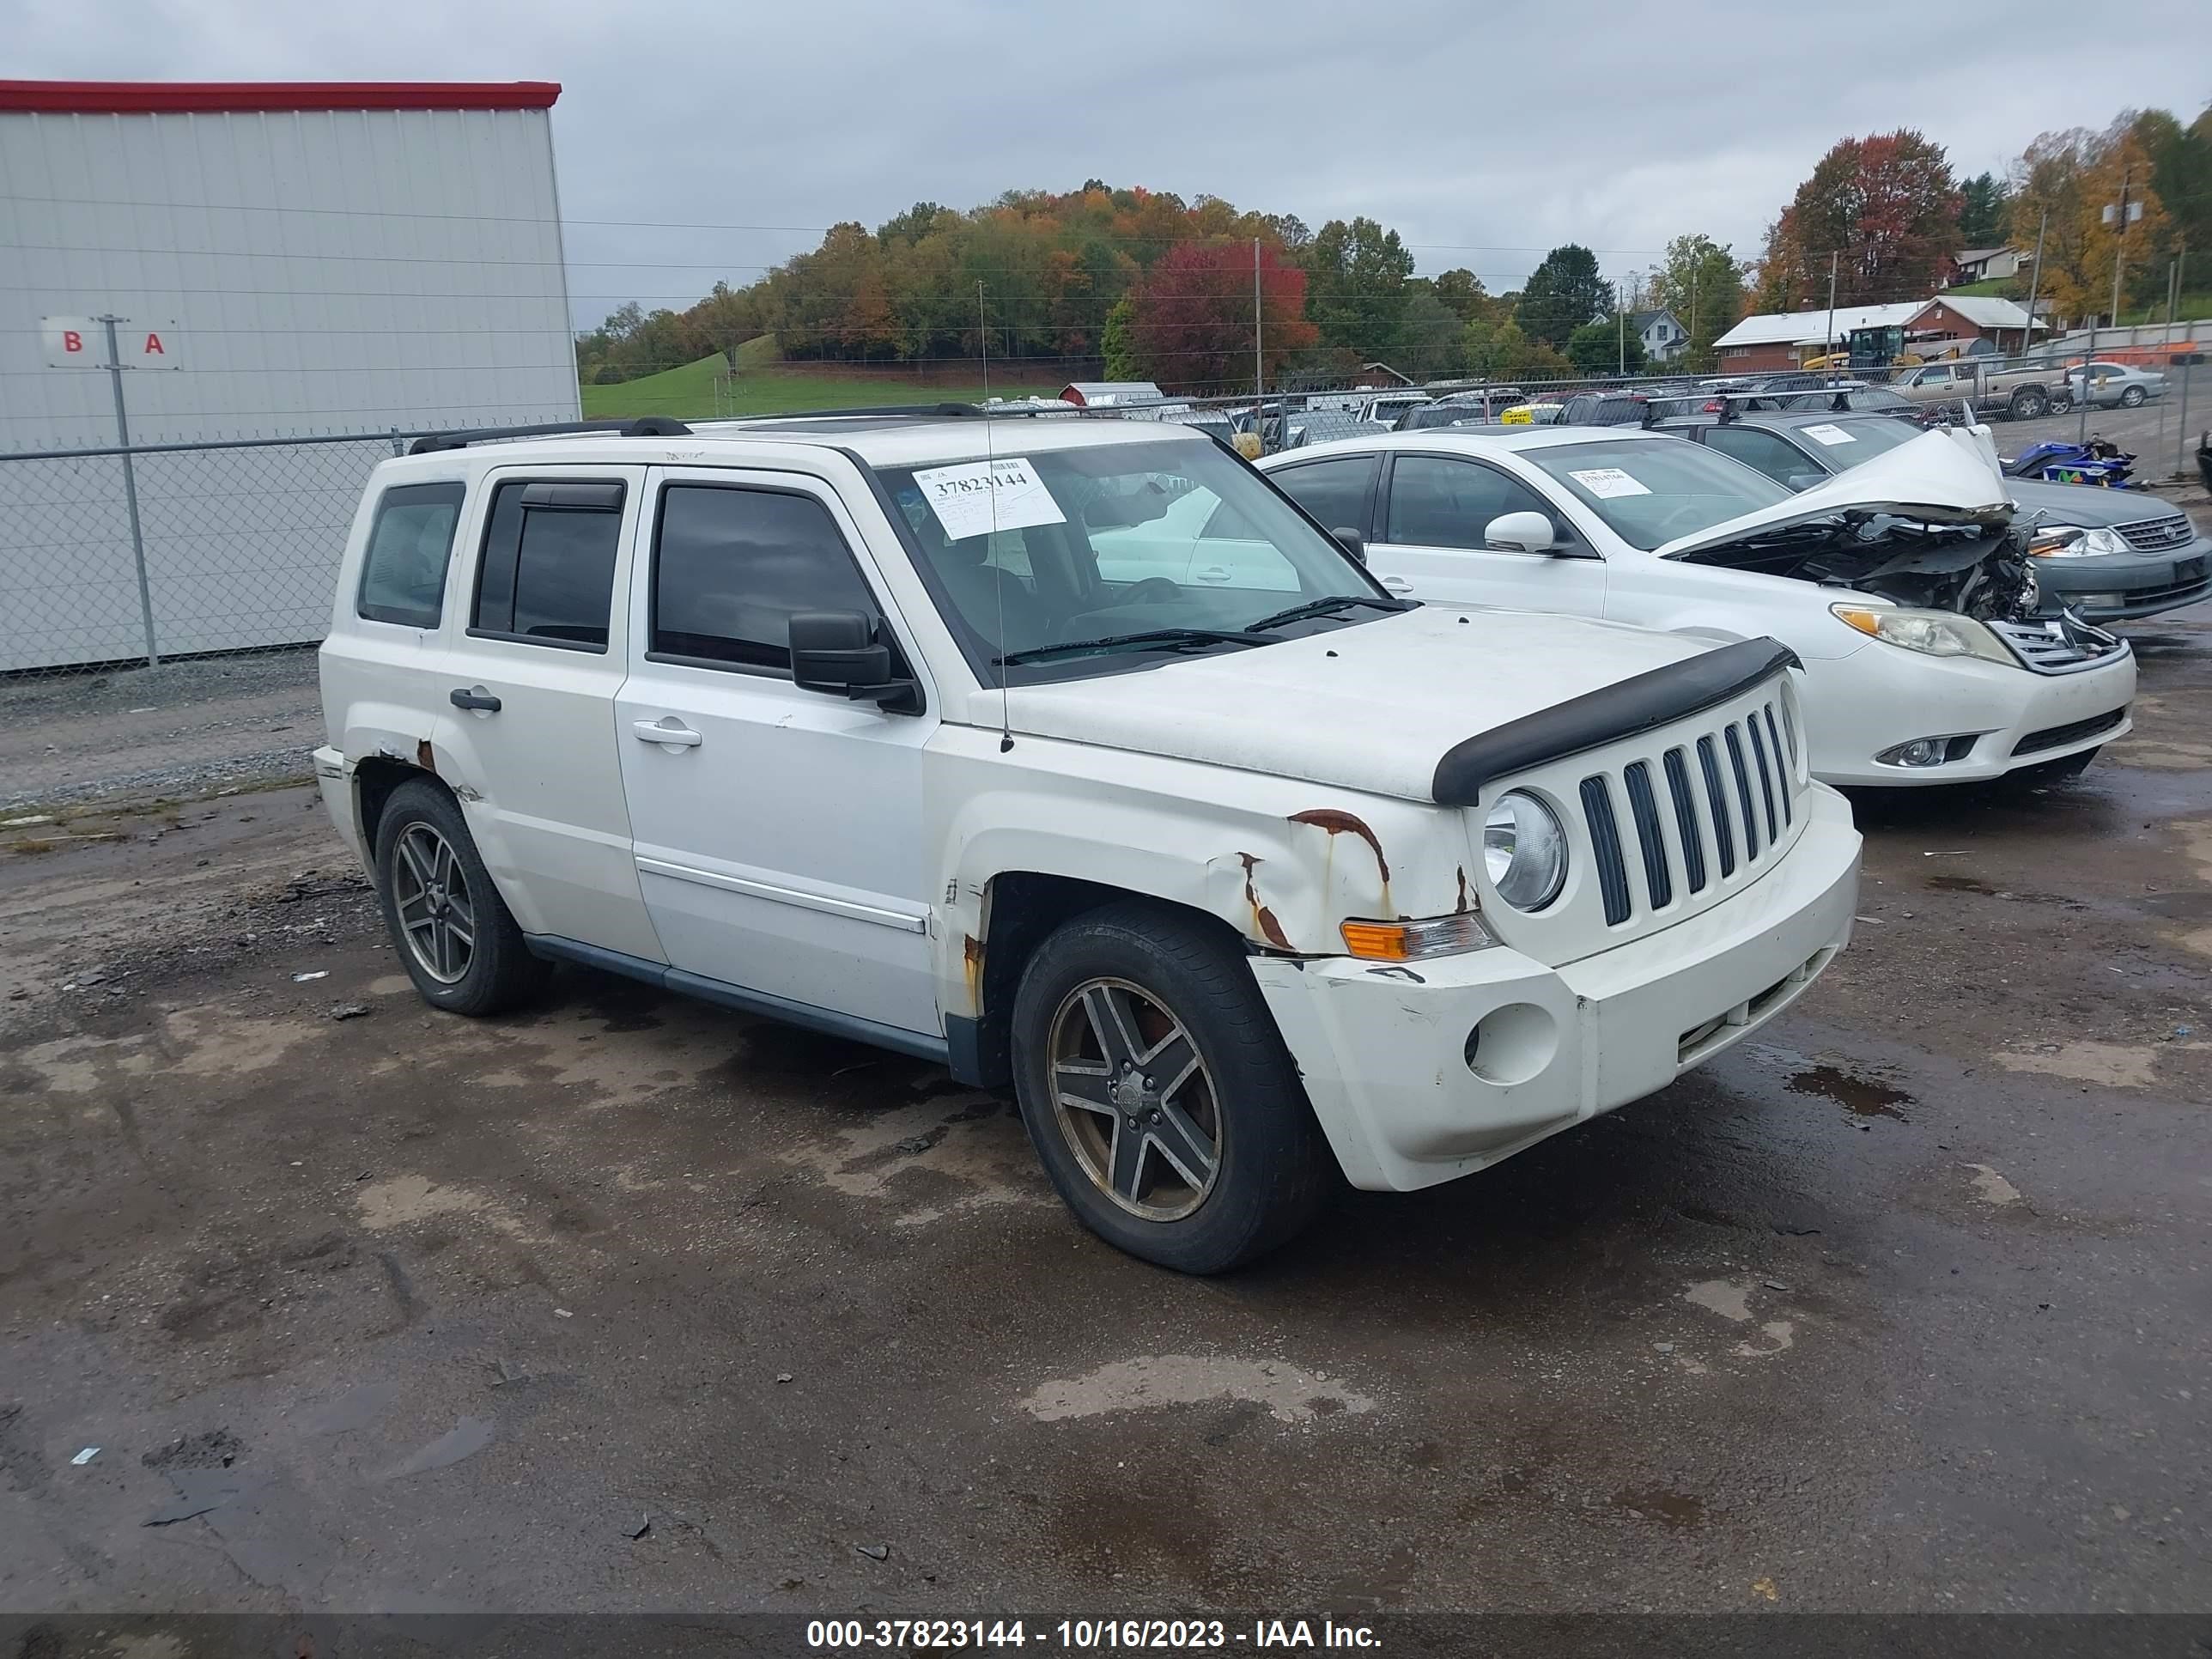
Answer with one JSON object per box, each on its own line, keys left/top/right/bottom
{"left": 0, "top": 81, "right": 561, "bottom": 114}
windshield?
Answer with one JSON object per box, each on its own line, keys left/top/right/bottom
{"left": 873, "top": 437, "right": 1387, "bottom": 682}
{"left": 1525, "top": 437, "right": 1793, "bottom": 551}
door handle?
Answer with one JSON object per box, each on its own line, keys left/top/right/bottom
{"left": 632, "top": 717, "right": 703, "bottom": 749}
{"left": 1379, "top": 574, "right": 1414, "bottom": 594}
{"left": 449, "top": 686, "right": 501, "bottom": 713}
{"left": 1194, "top": 565, "right": 1231, "bottom": 583}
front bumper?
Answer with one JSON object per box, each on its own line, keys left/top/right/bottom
{"left": 1806, "top": 641, "right": 2136, "bottom": 787}
{"left": 1250, "top": 784, "right": 1860, "bottom": 1193}
{"left": 2033, "top": 540, "right": 2212, "bottom": 621}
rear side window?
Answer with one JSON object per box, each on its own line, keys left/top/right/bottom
{"left": 1269, "top": 454, "right": 1378, "bottom": 534}
{"left": 356, "top": 483, "right": 465, "bottom": 628}
{"left": 1385, "top": 455, "right": 1564, "bottom": 549}
{"left": 471, "top": 480, "right": 626, "bottom": 650}
{"left": 651, "top": 484, "right": 878, "bottom": 671}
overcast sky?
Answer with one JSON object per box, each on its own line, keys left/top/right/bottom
{"left": 17, "top": 0, "right": 2211, "bottom": 329}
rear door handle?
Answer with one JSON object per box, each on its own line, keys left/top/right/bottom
{"left": 449, "top": 686, "right": 501, "bottom": 713}
{"left": 1194, "top": 564, "right": 1231, "bottom": 583}
{"left": 632, "top": 717, "right": 703, "bottom": 749}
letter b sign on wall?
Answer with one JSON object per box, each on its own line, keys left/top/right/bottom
{"left": 41, "top": 315, "right": 184, "bottom": 369}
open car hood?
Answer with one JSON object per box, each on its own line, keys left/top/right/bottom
{"left": 1656, "top": 425, "right": 2014, "bottom": 560}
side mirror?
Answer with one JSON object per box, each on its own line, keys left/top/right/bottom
{"left": 789, "top": 611, "right": 921, "bottom": 714}
{"left": 1332, "top": 527, "right": 1366, "bottom": 564}
{"left": 1784, "top": 472, "right": 1826, "bottom": 492}
{"left": 1483, "top": 510, "right": 1555, "bottom": 553}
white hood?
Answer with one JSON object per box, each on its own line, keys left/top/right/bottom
{"left": 1655, "top": 424, "right": 2013, "bottom": 560}
{"left": 972, "top": 605, "right": 1711, "bottom": 802}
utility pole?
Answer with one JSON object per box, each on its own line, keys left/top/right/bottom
{"left": 1617, "top": 282, "right": 1626, "bottom": 376}
{"left": 2019, "top": 210, "right": 2046, "bottom": 362}
{"left": 1823, "top": 251, "right": 1839, "bottom": 386}
{"left": 2081, "top": 166, "right": 2140, "bottom": 442}
{"left": 99, "top": 315, "right": 158, "bottom": 668}
{"left": 1253, "top": 236, "right": 1263, "bottom": 424}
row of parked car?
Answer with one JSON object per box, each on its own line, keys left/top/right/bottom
{"left": 308, "top": 386, "right": 2202, "bottom": 1274}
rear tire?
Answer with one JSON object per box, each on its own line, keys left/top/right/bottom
{"left": 2119, "top": 386, "right": 2146, "bottom": 408}
{"left": 372, "top": 778, "right": 550, "bottom": 1016}
{"left": 2008, "top": 387, "right": 2049, "bottom": 420}
{"left": 1009, "top": 901, "right": 1334, "bottom": 1273}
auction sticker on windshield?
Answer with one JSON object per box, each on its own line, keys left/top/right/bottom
{"left": 1802, "top": 423, "right": 1856, "bottom": 447}
{"left": 911, "top": 457, "right": 1066, "bottom": 541}
{"left": 1567, "top": 467, "right": 1650, "bottom": 498}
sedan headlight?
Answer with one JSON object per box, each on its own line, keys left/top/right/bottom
{"left": 1830, "top": 602, "right": 2014, "bottom": 665}
{"left": 2027, "top": 524, "right": 2130, "bottom": 558}
{"left": 1483, "top": 791, "right": 1568, "bottom": 911}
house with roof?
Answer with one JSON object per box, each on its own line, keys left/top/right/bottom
{"left": 1711, "top": 295, "right": 2039, "bottom": 372}
{"left": 1953, "top": 247, "right": 2024, "bottom": 285}
{"left": 1629, "top": 308, "right": 1688, "bottom": 363}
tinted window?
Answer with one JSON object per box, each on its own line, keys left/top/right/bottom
{"left": 653, "top": 485, "right": 878, "bottom": 670}
{"left": 357, "top": 482, "right": 464, "bottom": 628}
{"left": 472, "top": 480, "right": 624, "bottom": 649}
{"left": 1701, "top": 426, "right": 1816, "bottom": 487}
{"left": 1269, "top": 455, "right": 1378, "bottom": 533}
{"left": 1386, "top": 455, "right": 1563, "bottom": 549}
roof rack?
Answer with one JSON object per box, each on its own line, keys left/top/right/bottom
{"left": 408, "top": 416, "right": 692, "bottom": 455}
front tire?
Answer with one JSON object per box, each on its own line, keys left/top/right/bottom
{"left": 2048, "top": 391, "right": 2074, "bottom": 415}
{"left": 1010, "top": 902, "right": 1334, "bottom": 1273}
{"left": 373, "top": 779, "right": 550, "bottom": 1016}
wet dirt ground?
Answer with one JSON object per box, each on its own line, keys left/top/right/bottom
{"left": 2, "top": 608, "right": 2208, "bottom": 1618}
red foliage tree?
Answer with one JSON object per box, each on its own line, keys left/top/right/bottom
{"left": 1759, "top": 131, "right": 1961, "bottom": 307}
{"left": 1126, "top": 241, "right": 1316, "bottom": 392}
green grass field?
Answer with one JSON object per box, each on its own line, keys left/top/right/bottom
{"left": 581, "top": 343, "right": 1067, "bottom": 421}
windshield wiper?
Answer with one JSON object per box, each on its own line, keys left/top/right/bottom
{"left": 1243, "top": 592, "right": 1414, "bottom": 633}
{"left": 994, "top": 627, "right": 1273, "bottom": 666}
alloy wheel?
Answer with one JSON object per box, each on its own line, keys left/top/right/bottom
{"left": 391, "top": 822, "right": 476, "bottom": 984}
{"left": 1048, "top": 977, "right": 1222, "bottom": 1221}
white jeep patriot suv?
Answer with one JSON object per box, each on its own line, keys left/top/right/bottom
{"left": 315, "top": 409, "right": 1861, "bottom": 1272}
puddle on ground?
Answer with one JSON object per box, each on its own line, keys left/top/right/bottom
{"left": 1925, "top": 874, "right": 1997, "bottom": 896}
{"left": 1786, "top": 1064, "right": 1911, "bottom": 1120}
{"left": 1611, "top": 1486, "right": 1708, "bottom": 1528}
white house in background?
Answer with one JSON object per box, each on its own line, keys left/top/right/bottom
{"left": 1954, "top": 247, "right": 2024, "bottom": 285}
{"left": 0, "top": 79, "right": 581, "bottom": 671}
{"left": 1711, "top": 295, "right": 2038, "bottom": 372}
{"left": 1629, "top": 307, "right": 1689, "bottom": 362}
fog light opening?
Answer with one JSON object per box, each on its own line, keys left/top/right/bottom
{"left": 1875, "top": 733, "right": 1977, "bottom": 768}
{"left": 1463, "top": 1002, "right": 1559, "bottom": 1087}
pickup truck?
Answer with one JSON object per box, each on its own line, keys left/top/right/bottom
{"left": 315, "top": 410, "right": 1860, "bottom": 1273}
{"left": 1887, "top": 358, "right": 2064, "bottom": 421}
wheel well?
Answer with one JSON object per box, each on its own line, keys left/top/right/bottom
{"left": 354, "top": 756, "right": 447, "bottom": 853}
{"left": 957, "top": 872, "right": 1240, "bottom": 1089}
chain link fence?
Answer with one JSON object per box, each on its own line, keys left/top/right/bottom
{"left": 1, "top": 431, "right": 409, "bottom": 676}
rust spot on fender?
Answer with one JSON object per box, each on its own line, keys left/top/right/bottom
{"left": 1237, "top": 853, "right": 1294, "bottom": 951}
{"left": 963, "top": 934, "right": 986, "bottom": 1011}
{"left": 1456, "top": 866, "right": 1472, "bottom": 914}
{"left": 1289, "top": 809, "right": 1389, "bottom": 884}
{"left": 415, "top": 738, "right": 439, "bottom": 775}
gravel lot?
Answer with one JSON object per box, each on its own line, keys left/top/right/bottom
{"left": 1, "top": 545, "right": 2208, "bottom": 1618}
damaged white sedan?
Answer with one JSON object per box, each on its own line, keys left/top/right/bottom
{"left": 1262, "top": 425, "right": 2136, "bottom": 786}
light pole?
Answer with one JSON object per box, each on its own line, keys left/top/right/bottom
{"left": 2080, "top": 167, "right": 2141, "bottom": 442}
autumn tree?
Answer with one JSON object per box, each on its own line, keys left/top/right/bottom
{"left": 1100, "top": 293, "right": 1139, "bottom": 380}
{"left": 2131, "top": 106, "right": 2212, "bottom": 295}
{"left": 1516, "top": 245, "right": 1610, "bottom": 348}
{"left": 2008, "top": 124, "right": 2172, "bottom": 324}
{"left": 1125, "top": 241, "right": 1316, "bottom": 392}
{"left": 1759, "top": 131, "right": 1961, "bottom": 306}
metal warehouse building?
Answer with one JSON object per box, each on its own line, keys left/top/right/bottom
{"left": 0, "top": 80, "right": 582, "bottom": 671}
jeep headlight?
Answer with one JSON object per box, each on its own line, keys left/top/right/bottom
{"left": 1483, "top": 791, "right": 1568, "bottom": 911}
{"left": 1830, "top": 602, "right": 2014, "bottom": 665}
{"left": 2027, "top": 524, "right": 2129, "bottom": 558}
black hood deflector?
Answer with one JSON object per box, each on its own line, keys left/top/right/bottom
{"left": 1432, "top": 637, "right": 1802, "bottom": 805}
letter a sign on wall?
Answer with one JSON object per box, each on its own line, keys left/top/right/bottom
{"left": 41, "top": 315, "right": 184, "bottom": 369}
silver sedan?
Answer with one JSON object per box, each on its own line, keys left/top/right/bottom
{"left": 2063, "top": 362, "right": 2166, "bottom": 409}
